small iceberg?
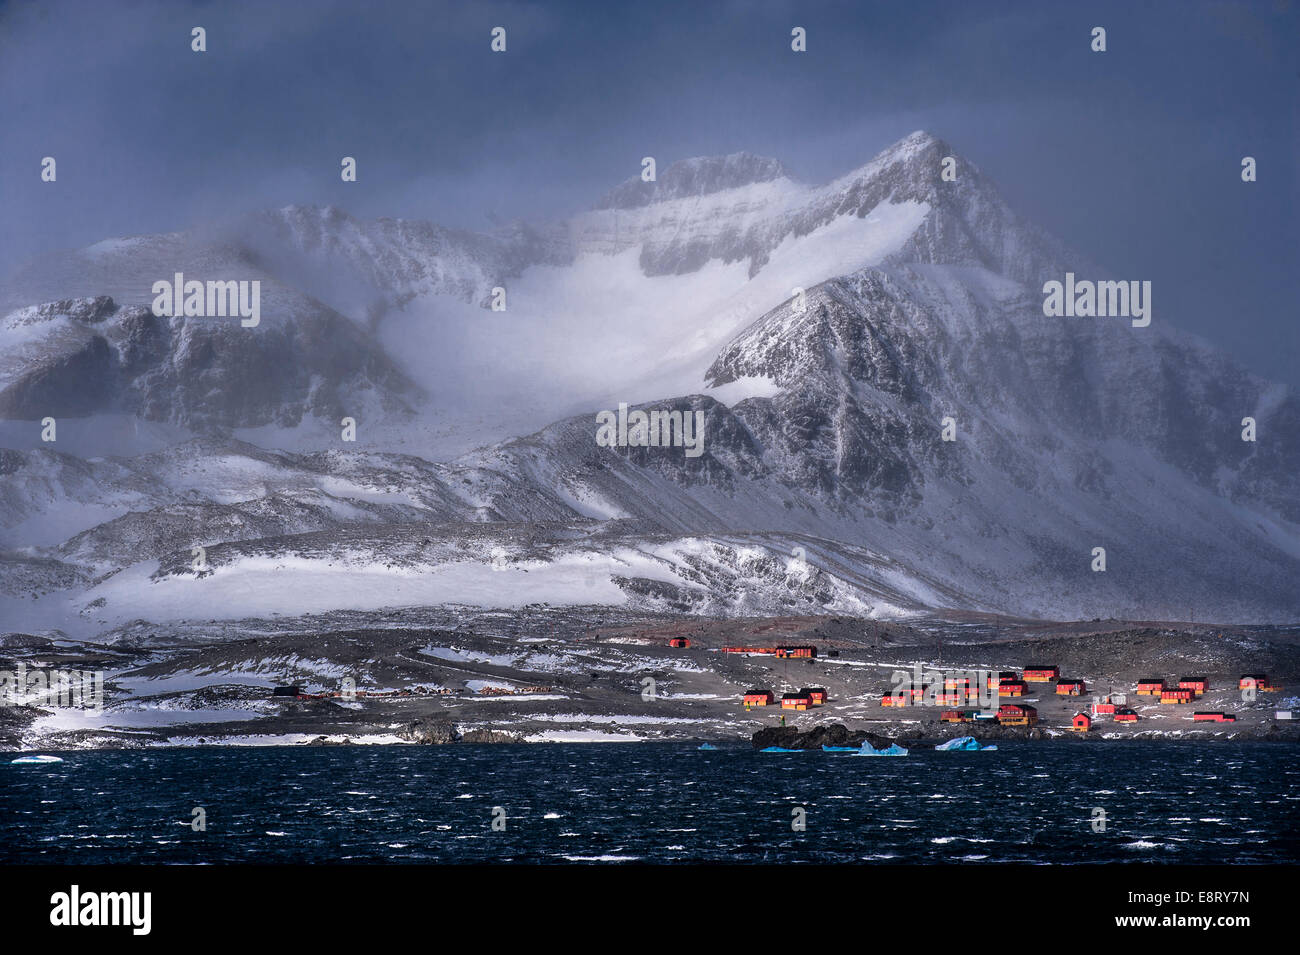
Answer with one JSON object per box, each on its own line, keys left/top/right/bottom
{"left": 856, "top": 741, "right": 908, "bottom": 756}
{"left": 935, "top": 736, "right": 997, "bottom": 752}
{"left": 821, "top": 745, "right": 859, "bottom": 752}
{"left": 697, "top": 743, "right": 719, "bottom": 751}
{"left": 10, "top": 754, "right": 63, "bottom": 764}
{"left": 760, "top": 746, "right": 805, "bottom": 753}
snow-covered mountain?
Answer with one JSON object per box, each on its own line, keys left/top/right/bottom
{"left": 1, "top": 131, "right": 1296, "bottom": 631}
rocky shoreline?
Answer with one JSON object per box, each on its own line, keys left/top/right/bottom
{"left": 751, "top": 720, "right": 1300, "bottom": 750}
{"left": 4, "top": 611, "right": 1298, "bottom": 751}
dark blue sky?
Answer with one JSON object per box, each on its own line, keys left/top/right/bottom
{"left": 2, "top": 0, "right": 1296, "bottom": 382}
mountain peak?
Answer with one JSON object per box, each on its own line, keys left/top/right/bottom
{"left": 595, "top": 151, "right": 793, "bottom": 210}
{"left": 890, "top": 129, "right": 942, "bottom": 152}
{"left": 835, "top": 130, "right": 955, "bottom": 194}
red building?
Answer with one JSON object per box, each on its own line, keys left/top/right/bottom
{"left": 998, "top": 681, "right": 1027, "bottom": 697}
{"left": 1055, "top": 679, "right": 1086, "bottom": 696}
{"left": 1160, "top": 688, "right": 1195, "bottom": 703}
{"left": 1092, "top": 702, "right": 1117, "bottom": 716}
{"left": 1136, "top": 679, "right": 1166, "bottom": 696}
{"left": 1113, "top": 709, "right": 1139, "bottom": 722}
{"left": 1239, "top": 674, "right": 1267, "bottom": 690}
{"left": 775, "top": 645, "right": 817, "bottom": 659}
{"left": 1022, "top": 666, "right": 1059, "bottom": 683}
{"left": 1177, "top": 677, "right": 1207, "bottom": 695}
{"left": 997, "top": 703, "right": 1038, "bottom": 726}
{"left": 802, "top": 687, "right": 827, "bottom": 705}
{"left": 668, "top": 637, "right": 691, "bottom": 648}
{"left": 742, "top": 690, "right": 774, "bottom": 708}
{"left": 781, "top": 692, "right": 812, "bottom": 710}
{"left": 940, "top": 709, "right": 977, "bottom": 723}
{"left": 1193, "top": 711, "right": 1235, "bottom": 722}
{"left": 1071, "top": 712, "right": 1092, "bottom": 732}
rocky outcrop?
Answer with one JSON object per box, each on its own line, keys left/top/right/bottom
{"left": 394, "top": 722, "right": 520, "bottom": 744}
{"left": 396, "top": 718, "right": 460, "bottom": 744}
{"left": 752, "top": 722, "right": 895, "bottom": 751}
{"left": 460, "top": 728, "right": 523, "bottom": 744}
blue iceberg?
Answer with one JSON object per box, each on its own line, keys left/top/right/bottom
{"left": 856, "top": 741, "right": 909, "bottom": 756}
{"left": 698, "top": 743, "right": 719, "bottom": 750}
{"left": 10, "top": 754, "right": 63, "bottom": 764}
{"left": 935, "top": 736, "right": 997, "bottom": 752}
{"left": 760, "top": 746, "right": 805, "bottom": 753}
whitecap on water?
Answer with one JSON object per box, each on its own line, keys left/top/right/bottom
{"left": 559, "top": 855, "right": 640, "bottom": 862}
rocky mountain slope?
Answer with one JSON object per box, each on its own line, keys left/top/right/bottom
{"left": 1, "top": 131, "right": 1296, "bottom": 629}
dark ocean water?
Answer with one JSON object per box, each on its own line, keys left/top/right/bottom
{"left": 2, "top": 742, "right": 1297, "bottom": 864}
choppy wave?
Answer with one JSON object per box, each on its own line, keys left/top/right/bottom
{"left": 2, "top": 741, "right": 1296, "bottom": 863}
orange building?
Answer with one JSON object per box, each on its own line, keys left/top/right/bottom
{"left": 997, "top": 703, "right": 1038, "bottom": 726}
{"left": 1022, "top": 666, "right": 1059, "bottom": 683}
{"left": 1071, "top": 712, "right": 1092, "bottom": 732}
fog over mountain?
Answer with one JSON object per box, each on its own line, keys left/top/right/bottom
{"left": 2, "top": 131, "right": 1296, "bottom": 634}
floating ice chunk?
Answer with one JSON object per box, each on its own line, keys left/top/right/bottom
{"left": 856, "top": 741, "right": 908, "bottom": 756}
